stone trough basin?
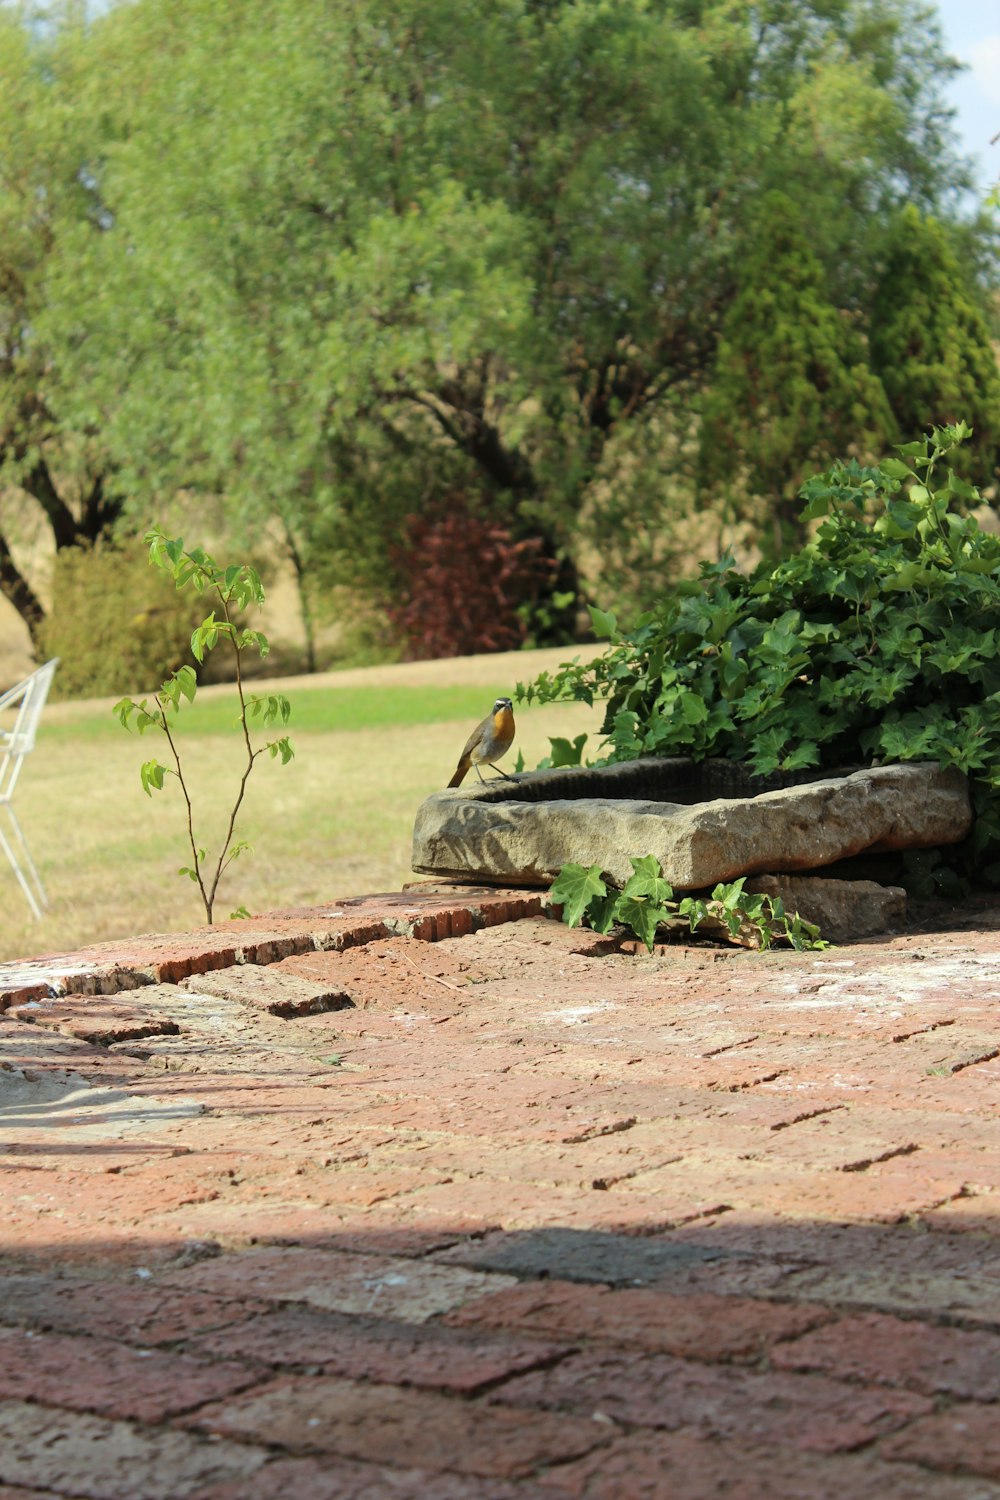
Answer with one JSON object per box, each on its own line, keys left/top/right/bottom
{"left": 411, "top": 757, "right": 972, "bottom": 892}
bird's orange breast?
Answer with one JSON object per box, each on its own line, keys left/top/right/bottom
{"left": 494, "top": 704, "right": 514, "bottom": 738}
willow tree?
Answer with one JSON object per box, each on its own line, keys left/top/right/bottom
{"left": 17, "top": 0, "right": 986, "bottom": 634}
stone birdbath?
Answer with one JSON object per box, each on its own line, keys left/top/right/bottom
{"left": 412, "top": 757, "right": 972, "bottom": 939}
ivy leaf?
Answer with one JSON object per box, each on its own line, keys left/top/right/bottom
{"left": 620, "top": 854, "right": 673, "bottom": 905}
{"left": 548, "top": 862, "right": 606, "bottom": 928}
{"left": 588, "top": 605, "right": 618, "bottom": 640}
{"left": 616, "top": 895, "right": 670, "bottom": 952}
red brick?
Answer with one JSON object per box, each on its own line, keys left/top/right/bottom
{"left": 192, "top": 1454, "right": 533, "bottom": 1500}
{"left": 190, "top": 1304, "right": 570, "bottom": 1392}
{"left": 0, "top": 1328, "right": 259, "bottom": 1422}
{"left": 0, "top": 1273, "right": 267, "bottom": 1346}
{"left": 490, "top": 1349, "right": 933, "bottom": 1454}
{"left": 6, "top": 994, "right": 181, "bottom": 1045}
{"left": 0, "top": 1487, "right": 66, "bottom": 1500}
{"left": 186, "top": 1375, "right": 609, "bottom": 1478}
{"left": 880, "top": 1402, "right": 1000, "bottom": 1480}
{"left": 445, "top": 1281, "right": 832, "bottom": 1360}
{"left": 772, "top": 1311, "right": 1000, "bottom": 1398}
{"left": 543, "top": 1431, "right": 989, "bottom": 1500}
{"left": 161, "top": 1246, "right": 514, "bottom": 1322}
{"left": 0, "top": 1400, "right": 267, "bottom": 1500}
{"left": 179, "top": 966, "right": 353, "bottom": 1017}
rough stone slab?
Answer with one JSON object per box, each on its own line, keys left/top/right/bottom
{"left": 411, "top": 761, "right": 971, "bottom": 890}
{"left": 745, "top": 874, "right": 907, "bottom": 941}
{"left": 180, "top": 966, "right": 354, "bottom": 1018}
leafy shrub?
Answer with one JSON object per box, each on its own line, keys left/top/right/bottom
{"left": 550, "top": 856, "right": 825, "bottom": 952}
{"left": 522, "top": 424, "right": 1000, "bottom": 887}
{"left": 387, "top": 497, "right": 556, "bottom": 660}
{"left": 39, "top": 541, "right": 205, "bottom": 698}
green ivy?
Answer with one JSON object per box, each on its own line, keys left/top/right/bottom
{"left": 521, "top": 424, "right": 1000, "bottom": 888}
{"left": 549, "top": 857, "right": 825, "bottom": 952}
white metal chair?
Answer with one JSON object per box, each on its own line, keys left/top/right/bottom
{"left": 0, "top": 657, "right": 59, "bottom": 920}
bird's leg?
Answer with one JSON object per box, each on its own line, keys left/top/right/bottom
{"left": 487, "top": 763, "right": 516, "bottom": 781}
{"left": 474, "top": 764, "right": 487, "bottom": 785}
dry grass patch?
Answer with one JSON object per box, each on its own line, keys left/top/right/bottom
{"left": 0, "top": 648, "right": 601, "bottom": 962}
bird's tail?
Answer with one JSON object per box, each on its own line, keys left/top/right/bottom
{"left": 447, "top": 759, "right": 470, "bottom": 788}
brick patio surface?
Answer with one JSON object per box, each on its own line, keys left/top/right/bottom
{"left": 2, "top": 886, "right": 1000, "bottom": 1498}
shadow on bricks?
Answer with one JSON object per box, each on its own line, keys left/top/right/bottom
{"left": 2, "top": 886, "right": 1000, "bottom": 1498}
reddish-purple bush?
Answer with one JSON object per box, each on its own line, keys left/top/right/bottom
{"left": 388, "top": 498, "right": 556, "bottom": 660}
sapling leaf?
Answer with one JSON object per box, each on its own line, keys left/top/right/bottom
{"left": 140, "top": 759, "right": 166, "bottom": 795}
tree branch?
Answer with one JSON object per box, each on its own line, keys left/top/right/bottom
{"left": 19, "top": 459, "right": 81, "bottom": 551}
{"left": 0, "top": 529, "right": 45, "bottom": 647}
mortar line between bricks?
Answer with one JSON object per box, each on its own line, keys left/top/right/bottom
{"left": 770, "top": 1104, "right": 849, "bottom": 1132}
{"left": 840, "top": 1143, "right": 920, "bottom": 1173}
{"left": 949, "top": 1046, "right": 1000, "bottom": 1072}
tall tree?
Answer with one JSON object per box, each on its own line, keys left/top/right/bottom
{"left": 17, "top": 0, "right": 992, "bottom": 636}
{"left": 870, "top": 206, "right": 1000, "bottom": 477}
{"left": 0, "top": 5, "right": 120, "bottom": 647}
{"left": 699, "top": 192, "right": 896, "bottom": 551}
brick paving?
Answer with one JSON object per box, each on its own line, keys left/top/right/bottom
{"left": 2, "top": 886, "right": 1000, "bottom": 1497}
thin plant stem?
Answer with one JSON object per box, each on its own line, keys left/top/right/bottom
{"left": 204, "top": 594, "right": 260, "bottom": 918}
{"left": 156, "top": 694, "right": 212, "bottom": 920}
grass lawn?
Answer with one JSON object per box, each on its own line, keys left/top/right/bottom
{"left": 0, "top": 646, "right": 603, "bottom": 963}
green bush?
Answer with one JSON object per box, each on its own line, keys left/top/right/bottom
{"left": 522, "top": 424, "right": 1000, "bottom": 889}
{"left": 39, "top": 542, "right": 205, "bottom": 699}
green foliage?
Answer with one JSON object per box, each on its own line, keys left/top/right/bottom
{"left": 14, "top": 0, "right": 984, "bottom": 642}
{"left": 38, "top": 543, "right": 204, "bottom": 699}
{"left": 114, "top": 530, "right": 294, "bottom": 923}
{"left": 699, "top": 192, "right": 896, "bottom": 549}
{"left": 870, "top": 207, "right": 1000, "bottom": 476}
{"left": 525, "top": 426, "right": 1000, "bottom": 886}
{"left": 550, "top": 857, "right": 825, "bottom": 952}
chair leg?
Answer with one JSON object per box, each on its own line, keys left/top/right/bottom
{"left": 0, "top": 804, "right": 47, "bottom": 920}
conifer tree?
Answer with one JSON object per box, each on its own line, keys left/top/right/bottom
{"left": 870, "top": 207, "right": 1000, "bottom": 480}
{"left": 700, "top": 192, "right": 895, "bottom": 552}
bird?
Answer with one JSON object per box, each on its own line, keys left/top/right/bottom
{"left": 448, "top": 697, "right": 516, "bottom": 788}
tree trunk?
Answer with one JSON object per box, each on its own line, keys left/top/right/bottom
{"left": 0, "top": 530, "right": 45, "bottom": 650}
{"left": 282, "top": 520, "right": 318, "bottom": 674}
{"left": 20, "top": 459, "right": 82, "bottom": 551}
